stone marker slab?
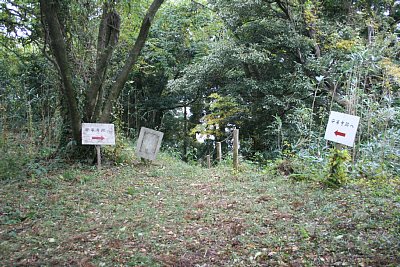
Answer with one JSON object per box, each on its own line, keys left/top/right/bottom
{"left": 136, "top": 127, "right": 164, "bottom": 161}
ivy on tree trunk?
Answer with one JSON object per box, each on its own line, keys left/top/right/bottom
{"left": 39, "top": 0, "right": 81, "bottom": 142}
{"left": 39, "top": 0, "right": 165, "bottom": 151}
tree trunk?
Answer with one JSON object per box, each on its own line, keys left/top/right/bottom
{"left": 40, "top": 0, "right": 81, "bottom": 143}
{"left": 86, "top": 4, "right": 121, "bottom": 122}
{"left": 100, "top": 0, "right": 165, "bottom": 123}
{"left": 40, "top": 0, "right": 164, "bottom": 145}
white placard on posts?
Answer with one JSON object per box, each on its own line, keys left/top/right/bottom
{"left": 136, "top": 127, "right": 164, "bottom": 161}
{"left": 82, "top": 123, "right": 115, "bottom": 145}
{"left": 324, "top": 111, "right": 360, "bottom": 147}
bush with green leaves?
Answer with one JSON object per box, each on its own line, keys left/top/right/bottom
{"left": 355, "top": 128, "right": 400, "bottom": 180}
{"left": 324, "top": 148, "right": 351, "bottom": 188}
{"left": 0, "top": 140, "right": 30, "bottom": 180}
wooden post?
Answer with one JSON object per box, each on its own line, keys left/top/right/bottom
{"left": 233, "top": 129, "right": 239, "bottom": 170}
{"left": 95, "top": 145, "right": 101, "bottom": 170}
{"left": 335, "top": 143, "right": 343, "bottom": 150}
{"left": 183, "top": 105, "right": 188, "bottom": 162}
{"left": 207, "top": 155, "right": 211, "bottom": 168}
{"left": 216, "top": 142, "right": 222, "bottom": 163}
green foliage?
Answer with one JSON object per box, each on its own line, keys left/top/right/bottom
{"left": 265, "top": 153, "right": 326, "bottom": 183}
{"left": 0, "top": 0, "right": 40, "bottom": 45}
{"left": 0, "top": 128, "right": 62, "bottom": 182}
{"left": 325, "top": 148, "right": 351, "bottom": 188}
{"left": 0, "top": 0, "right": 399, "bottom": 175}
{"left": 26, "top": 162, "right": 49, "bottom": 179}
{"left": 1, "top": 152, "right": 399, "bottom": 265}
{"left": 168, "top": 0, "right": 400, "bottom": 169}
{"left": 117, "top": 0, "right": 221, "bottom": 136}
{"left": 355, "top": 127, "right": 400, "bottom": 180}
{"left": 0, "top": 138, "right": 30, "bottom": 180}
{"left": 60, "top": 170, "right": 76, "bottom": 182}
{"left": 191, "top": 93, "right": 248, "bottom": 139}
{"left": 103, "top": 117, "right": 137, "bottom": 165}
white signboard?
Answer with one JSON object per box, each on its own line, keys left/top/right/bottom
{"left": 136, "top": 127, "right": 164, "bottom": 161}
{"left": 82, "top": 123, "right": 115, "bottom": 145}
{"left": 324, "top": 111, "right": 360, "bottom": 147}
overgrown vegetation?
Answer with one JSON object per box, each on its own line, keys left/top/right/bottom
{"left": 325, "top": 148, "right": 351, "bottom": 188}
{"left": 0, "top": 153, "right": 399, "bottom": 266}
{"left": 0, "top": 0, "right": 399, "bottom": 265}
{"left": 1, "top": 0, "right": 399, "bottom": 171}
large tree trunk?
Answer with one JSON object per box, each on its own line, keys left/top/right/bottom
{"left": 100, "top": 0, "right": 165, "bottom": 123}
{"left": 86, "top": 4, "right": 121, "bottom": 122}
{"left": 40, "top": 0, "right": 81, "bottom": 142}
{"left": 40, "top": 0, "right": 165, "bottom": 153}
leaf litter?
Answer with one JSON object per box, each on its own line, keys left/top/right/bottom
{"left": 0, "top": 159, "right": 399, "bottom": 266}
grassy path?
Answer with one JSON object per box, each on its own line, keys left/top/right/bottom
{"left": 1, "top": 155, "right": 399, "bottom": 266}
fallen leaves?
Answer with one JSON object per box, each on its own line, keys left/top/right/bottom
{"left": 184, "top": 211, "right": 202, "bottom": 221}
{"left": 256, "top": 195, "right": 272, "bottom": 203}
{"left": 1, "top": 161, "right": 399, "bottom": 266}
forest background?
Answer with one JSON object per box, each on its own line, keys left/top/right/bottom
{"left": 0, "top": 0, "right": 399, "bottom": 181}
{"left": 1, "top": 0, "right": 400, "bottom": 265}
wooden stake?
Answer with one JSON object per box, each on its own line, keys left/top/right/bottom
{"left": 233, "top": 129, "right": 239, "bottom": 170}
{"left": 207, "top": 155, "right": 211, "bottom": 168}
{"left": 183, "top": 105, "right": 188, "bottom": 162}
{"left": 334, "top": 143, "right": 343, "bottom": 150}
{"left": 216, "top": 142, "right": 222, "bottom": 163}
{"left": 96, "top": 145, "right": 101, "bottom": 170}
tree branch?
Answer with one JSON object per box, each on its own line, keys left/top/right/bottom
{"left": 100, "top": 0, "right": 165, "bottom": 123}
{"left": 86, "top": 3, "right": 121, "bottom": 122}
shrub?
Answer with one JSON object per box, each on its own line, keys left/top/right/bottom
{"left": 324, "top": 148, "right": 351, "bottom": 188}
{"left": 0, "top": 142, "right": 30, "bottom": 180}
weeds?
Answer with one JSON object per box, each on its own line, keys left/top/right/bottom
{"left": 324, "top": 148, "right": 351, "bottom": 188}
{"left": 0, "top": 141, "right": 30, "bottom": 180}
{"left": 0, "top": 153, "right": 399, "bottom": 266}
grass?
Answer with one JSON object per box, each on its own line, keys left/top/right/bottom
{"left": 0, "top": 153, "right": 399, "bottom": 266}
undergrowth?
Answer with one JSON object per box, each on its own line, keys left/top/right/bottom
{"left": 1, "top": 151, "right": 399, "bottom": 266}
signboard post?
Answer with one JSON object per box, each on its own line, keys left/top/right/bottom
{"left": 82, "top": 123, "right": 116, "bottom": 169}
{"left": 324, "top": 111, "right": 360, "bottom": 147}
{"left": 95, "top": 145, "right": 101, "bottom": 169}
